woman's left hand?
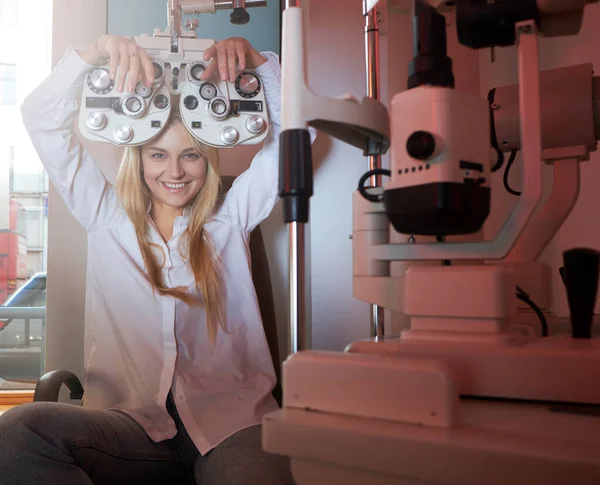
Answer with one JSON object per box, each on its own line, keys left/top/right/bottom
{"left": 200, "top": 37, "right": 267, "bottom": 83}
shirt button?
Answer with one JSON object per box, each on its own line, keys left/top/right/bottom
{"left": 178, "top": 395, "right": 184, "bottom": 400}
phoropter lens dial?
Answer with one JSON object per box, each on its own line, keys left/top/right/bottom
{"left": 88, "top": 68, "right": 114, "bottom": 95}
{"left": 188, "top": 63, "right": 206, "bottom": 86}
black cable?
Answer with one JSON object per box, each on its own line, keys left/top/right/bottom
{"left": 491, "top": 148, "right": 505, "bottom": 173}
{"left": 503, "top": 149, "right": 521, "bottom": 196}
{"left": 358, "top": 169, "right": 392, "bottom": 202}
{"left": 488, "top": 88, "right": 504, "bottom": 173}
{"left": 516, "top": 286, "right": 549, "bottom": 337}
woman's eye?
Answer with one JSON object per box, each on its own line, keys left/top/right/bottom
{"left": 183, "top": 153, "right": 200, "bottom": 160}
{"left": 151, "top": 153, "right": 165, "bottom": 159}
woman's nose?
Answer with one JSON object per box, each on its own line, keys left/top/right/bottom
{"left": 168, "top": 159, "right": 185, "bottom": 179}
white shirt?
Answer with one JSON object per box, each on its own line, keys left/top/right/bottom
{"left": 22, "top": 47, "right": 287, "bottom": 454}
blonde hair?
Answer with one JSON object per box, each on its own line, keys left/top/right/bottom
{"left": 116, "top": 111, "right": 225, "bottom": 345}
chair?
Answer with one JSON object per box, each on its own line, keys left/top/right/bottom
{"left": 33, "top": 176, "right": 282, "bottom": 406}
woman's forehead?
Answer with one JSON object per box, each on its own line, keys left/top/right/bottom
{"left": 145, "top": 121, "right": 195, "bottom": 151}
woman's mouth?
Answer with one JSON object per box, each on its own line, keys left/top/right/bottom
{"left": 161, "top": 181, "right": 189, "bottom": 193}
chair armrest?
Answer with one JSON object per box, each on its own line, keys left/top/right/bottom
{"left": 33, "top": 370, "right": 84, "bottom": 402}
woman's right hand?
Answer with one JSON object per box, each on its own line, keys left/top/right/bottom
{"left": 81, "top": 35, "right": 155, "bottom": 94}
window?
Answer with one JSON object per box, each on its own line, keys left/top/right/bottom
{"left": 0, "top": 0, "right": 52, "bottom": 392}
{"left": 0, "top": 63, "right": 16, "bottom": 105}
{"left": 4, "top": 274, "right": 47, "bottom": 308}
{"left": 0, "top": 0, "right": 17, "bottom": 25}
{"left": 8, "top": 146, "right": 14, "bottom": 191}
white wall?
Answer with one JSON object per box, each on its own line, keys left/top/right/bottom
{"left": 479, "top": 4, "right": 600, "bottom": 317}
{"left": 304, "top": 0, "right": 381, "bottom": 350}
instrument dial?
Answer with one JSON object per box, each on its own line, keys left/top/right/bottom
{"left": 200, "top": 83, "right": 217, "bottom": 100}
{"left": 220, "top": 126, "right": 239, "bottom": 145}
{"left": 235, "top": 72, "right": 261, "bottom": 98}
{"left": 153, "top": 62, "right": 165, "bottom": 84}
{"left": 209, "top": 97, "right": 230, "bottom": 120}
{"left": 86, "top": 112, "right": 107, "bottom": 131}
{"left": 135, "top": 82, "right": 153, "bottom": 99}
{"left": 88, "top": 68, "right": 114, "bottom": 94}
{"left": 153, "top": 94, "right": 170, "bottom": 110}
{"left": 184, "top": 95, "right": 200, "bottom": 111}
{"left": 188, "top": 63, "right": 206, "bottom": 85}
{"left": 114, "top": 125, "right": 134, "bottom": 144}
{"left": 122, "top": 94, "right": 145, "bottom": 118}
{"left": 245, "top": 115, "right": 265, "bottom": 134}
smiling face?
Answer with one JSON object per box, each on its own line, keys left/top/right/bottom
{"left": 141, "top": 120, "right": 208, "bottom": 212}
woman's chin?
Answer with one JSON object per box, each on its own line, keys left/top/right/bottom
{"left": 152, "top": 186, "right": 199, "bottom": 210}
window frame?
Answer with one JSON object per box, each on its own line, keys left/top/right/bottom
{"left": 2, "top": 0, "right": 108, "bottom": 401}
{"left": 0, "top": 0, "right": 18, "bottom": 26}
{"left": 0, "top": 62, "right": 17, "bottom": 106}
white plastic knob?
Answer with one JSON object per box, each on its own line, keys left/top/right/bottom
{"left": 114, "top": 125, "right": 134, "bottom": 144}
{"left": 220, "top": 127, "right": 239, "bottom": 145}
{"left": 245, "top": 115, "right": 265, "bottom": 134}
{"left": 86, "top": 112, "right": 106, "bottom": 131}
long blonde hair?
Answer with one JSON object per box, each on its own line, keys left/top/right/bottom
{"left": 116, "top": 116, "right": 225, "bottom": 345}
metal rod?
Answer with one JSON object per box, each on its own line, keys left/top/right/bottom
{"left": 215, "top": 0, "right": 266, "bottom": 8}
{"left": 370, "top": 304, "right": 385, "bottom": 338}
{"left": 24, "top": 318, "right": 30, "bottom": 348}
{"left": 289, "top": 222, "right": 307, "bottom": 353}
{"left": 0, "top": 307, "right": 46, "bottom": 319}
{"left": 364, "top": 2, "right": 385, "bottom": 339}
{"left": 282, "top": 0, "right": 310, "bottom": 356}
{"left": 40, "top": 319, "right": 46, "bottom": 377}
{"left": 365, "top": 4, "right": 382, "bottom": 188}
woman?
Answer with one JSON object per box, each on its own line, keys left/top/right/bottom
{"left": 0, "top": 33, "right": 297, "bottom": 485}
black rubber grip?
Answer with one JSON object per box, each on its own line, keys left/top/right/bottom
{"left": 278, "top": 129, "right": 313, "bottom": 224}
{"left": 563, "top": 247, "right": 600, "bottom": 339}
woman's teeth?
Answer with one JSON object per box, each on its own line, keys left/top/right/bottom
{"left": 164, "top": 182, "right": 186, "bottom": 189}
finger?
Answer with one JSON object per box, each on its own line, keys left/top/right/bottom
{"left": 217, "top": 43, "right": 228, "bottom": 82}
{"left": 108, "top": 41, "right": 120, "bottom": 80}
{"left": 235, "top": 41, "right": 246, "bottom": 71}
{"left": 202, "top": 58, "right": 219, "bottom": 81}
{"left": 200, "top": 44, "right": 218, "bottom": 81}
{"left": 139, "top": 50, "right": 155, "bottom": 87}
{"left": 203, "top": 44, "right": 217, "bottom": 62}
{"left": 227, "top": 42, "right": 237, "bottom": 82}
{"left": 128, "top": 50, "right": 143, "bottom": 92}
{"left": 116, "top": 44, "right": 131, "bottom": 92}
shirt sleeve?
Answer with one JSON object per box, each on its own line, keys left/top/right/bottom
{"left": 218, "top": 51, "right": 316, "bottom": 233}
{"left": 21, "top": 46, "right": 123, "bottom": 233}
